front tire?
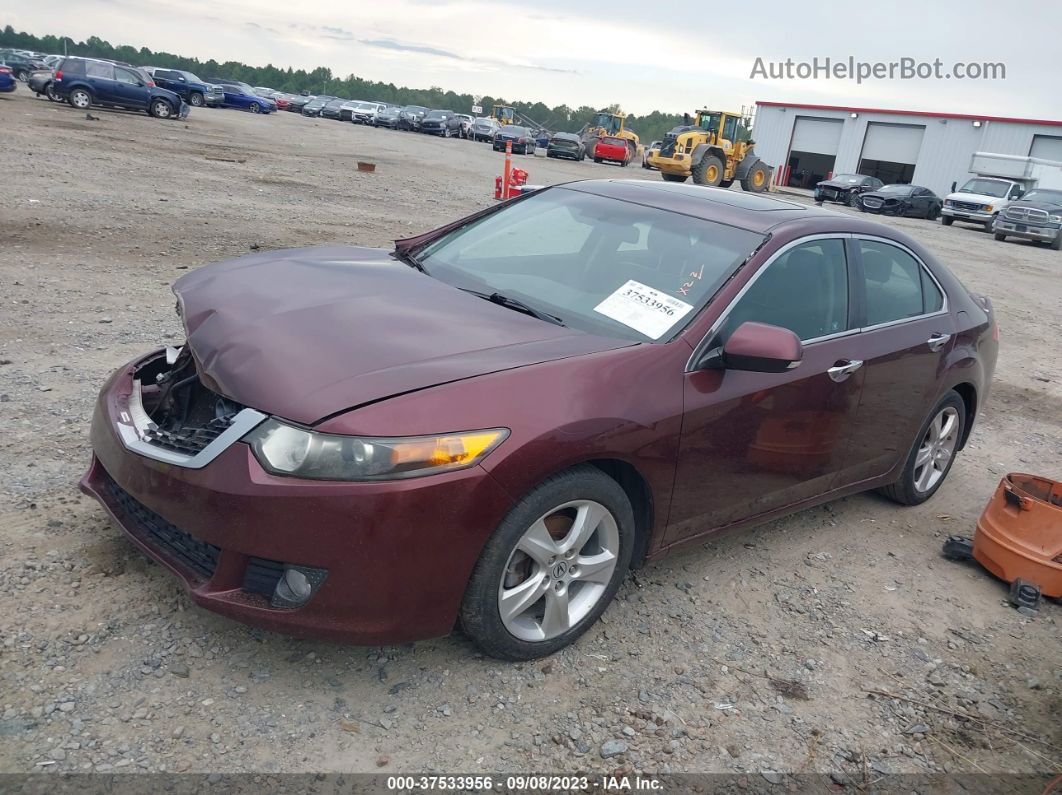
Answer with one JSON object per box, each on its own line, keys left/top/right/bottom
{"left": 250, "top": 102, "right": 261, "bottom": 114}
{"left": 189, "top": 92, "right": 204, "bottom": 107}
{"left": 993, "top": 232, "right": 1007, "bottom": 241}
{"left": 739, "top": 160, "right": 770, "bottom": 192}
{"left": 848, "top": 191, "right": 862, "bottom": 207}
{"left": 661, "top": 172, "right": 688, "bottom": 183}
{"left": 459, "top": 466, "right": 634, "bottom": 661}
{"left": 927, "top": 204, "right": 941, "bottom": 220}
{"left": 941, "top": 215, "right": 954, "bottom": 226}
{"left": 149, "top": 99, "right": 172, "bottom": 119}
{"left": 879, "top": 391, "right": 966, "bottom": 506}
{"left": 69, "top": 88, "right": 91, "bottom": 110}
{"left": 1050, "top": 234, "right": 1062, "bottom": 251}
{"left": 692, "top": 154, "right": 725, "bottom": 187}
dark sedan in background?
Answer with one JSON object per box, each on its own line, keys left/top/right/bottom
{"left": 286, "top": 94, "right": 314, "bottom": 113}
{"left": 815, "top": 173, "right": 884, "bottom": 207}
{"left": 398, "top": 105, "right": 429, "bottom": 130}
{"left": 80, "top": 180, "right": 996, "bottom": 661}
{"left": 858, "top": 184, "right": 942, "bottom": 219}
{"left": 472, "top": 117, "right": 501, "bottom": 142}
{"left": 300, "top": 95, "right": 337, "bottom": 117}
{"left": 493, "top": 125, "right": 533, "bottom": 154}
{"left": 374, "top": 105, "right": 402, "bottom": 128}
{"left": 319, "top": 98, "right": 349, "bottom": 120}
{"left": 547, "top": 132, "right": 585, "bottom": 161}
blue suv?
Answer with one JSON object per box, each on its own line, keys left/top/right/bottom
{"left": 53, "top": 57, "right": 188, "bottom": 120}
{"left": 147, "top": 68, "right": 224, "bottom": 108}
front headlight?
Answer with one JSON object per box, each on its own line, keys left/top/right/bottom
{"left": 246, "top": 420, "right": 508, "bottom": 481}
{"left": 944, "top": 199, "right": 953, "bottom": 207}
{"left": 1049, "top": 214, "right": 1062, "bottom": 224}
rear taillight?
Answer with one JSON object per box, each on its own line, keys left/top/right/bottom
{"left": 147, "top": 81, "right": 155, "bottom": 87}
{"left": 992, "top": 318, "right": 999, "bottom": 341}
{"left": 0, "top": 67, "right": 9, "bottom": 75}
{"left": 54, "top": 69, "right": 62, "bottom": 81}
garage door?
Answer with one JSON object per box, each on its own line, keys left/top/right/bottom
{"left": 1030, "top": 135, "right": 1062, "bottom": 162}
{"left": 790, "top": 117, "right": 843, "bottom": 155}
{"left": 860, "top": 123, "right": 925, "bottom": 164}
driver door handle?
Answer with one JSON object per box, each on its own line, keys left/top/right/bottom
{"left": 827, "top": 359, "right": 863, "bottom": 382}
{"left": 927, "top": 333, "right": 951, "bottom": 352}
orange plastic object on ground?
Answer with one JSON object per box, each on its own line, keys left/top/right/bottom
{"left": 973, "top": 473, "right": 1062, "bottom": 598}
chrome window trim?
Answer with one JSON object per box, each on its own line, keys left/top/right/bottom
{"left": 685, "top": 233, "right": 853, "bottom": 372}
{"left": 115, "top": 379, "right": 268, "bottom": 469}
{"left": 686, "top": 232, "right": 950, "bottom": 372}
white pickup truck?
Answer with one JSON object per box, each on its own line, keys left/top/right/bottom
{"left": 941, "top": 152, "right": 1062, "bottom": 231}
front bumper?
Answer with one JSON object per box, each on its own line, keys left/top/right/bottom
{"left": 80, "top": 354, "right": 515, "bottom": 644}
{"left": 994, "top": 220, "right": 1061, "bottom": 242}
{"left": 942, "top": 206, "right": 993, "bottom": 222}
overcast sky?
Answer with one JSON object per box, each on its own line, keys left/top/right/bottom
{"left": 8, "top": 0, "right": 1060, "bottom": 118}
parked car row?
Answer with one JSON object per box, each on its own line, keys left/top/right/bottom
{"left": 813, "top": 169, "right": 1061, "bottom": 250}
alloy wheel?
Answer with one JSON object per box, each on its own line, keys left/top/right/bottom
{"left": 913, "top": 406, "right": 959, "bottom": 493}
{"left": 152, "top": 100, "right": 171, "bottom": 119}
{"left": 498, "top": 500, "right": 619, "bottom": 642}
{"left": 71, "top": 90, "right": 90, "bottom": 109}
{"left": 190, "top": 93, "right": 204, "bottom": 107}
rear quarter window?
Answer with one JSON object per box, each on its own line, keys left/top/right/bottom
{"left": 86, "top": 62, "right": 114, "bottom": 79}
{"left": 61, "top": 58, "right": 87, "bottom": 76}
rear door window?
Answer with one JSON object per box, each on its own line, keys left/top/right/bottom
{"left": 86, "top": 61, "right": 114, "bottom": 79}
{"left": 858, "top": 240, "right": 938, "bottom": 325}
{"left": 61, "top": 58, "right": 87, "bottom": 76}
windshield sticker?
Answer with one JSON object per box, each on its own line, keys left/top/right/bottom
{"left": 594, "top": 280, "right": 694, "bottom": 340}
{"left": 677, "top": 263, "right": 706, "bottom": 297}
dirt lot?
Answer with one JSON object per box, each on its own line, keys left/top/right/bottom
{"left": 1, "top": 89, "right": 1060, "bottom": 781}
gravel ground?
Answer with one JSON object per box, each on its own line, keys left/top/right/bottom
{"left": 1, "top": 89, "right": 1060, "bottom": 781}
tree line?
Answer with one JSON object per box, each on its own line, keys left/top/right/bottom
{"left": 1, "top": 25, "right": 692, "bottom": 143}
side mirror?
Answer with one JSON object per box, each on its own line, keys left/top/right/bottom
{"left": 698, "top": 322, "right": 803, "bottom": 373}
{"left": 951, "top": 181, "right": 957, "bottom": 193}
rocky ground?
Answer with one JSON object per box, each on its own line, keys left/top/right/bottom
{"left": 0, "top": 88, "right": 1059, "bottom": 782}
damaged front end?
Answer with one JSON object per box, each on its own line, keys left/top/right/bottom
{"left": 117, "top": 347, "right": 266, "bottom": 468}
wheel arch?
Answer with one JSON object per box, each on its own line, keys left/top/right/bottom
{"left": 691, "top": 143, "right": 726, "bottom": 166}
{"left": 584, "top": 458, "right": 655, "bottom": 568}
{"left": 949, "top": 381, "right": 978, "bottom": 450}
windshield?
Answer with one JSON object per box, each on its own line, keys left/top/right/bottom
{"left": 425, "top": 111, "right": 445, "bottom": 119}
{"left": 879, "top": 185, "right": 914, "bottom": 195}
{"left": 958, "top": 178, "right": 1010, "bottom": 197}
{"left": 1019, "top": 189, "right": 1062, "bottom": 204}
{"left": 180, "top": 71, "right": 202, "bottom": 82}
{"left": 415, "top": 188, "right": 763, "bottom": 342}
{"left": 501, "top": 126, "right": 528, "bottom": 135}
{"left": 831, "top": 174, "right": 863, "bottom": 184}
{"left": 698, "top": 112, "right": 721, "bottom": 133}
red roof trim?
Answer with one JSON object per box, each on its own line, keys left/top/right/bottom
{"left": 755, "top": 101, "right": 1062, "bottom": 128}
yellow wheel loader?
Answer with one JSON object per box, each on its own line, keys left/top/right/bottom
{"left": 648, "top": 110, "right": 771, "bottom": 192}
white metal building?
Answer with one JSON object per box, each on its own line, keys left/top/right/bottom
{"left": 751, "top": 101, "right": 1062, "bottom": 196}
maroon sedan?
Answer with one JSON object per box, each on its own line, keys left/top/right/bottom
{"left": 81, "top": 181, "right": 998, "bottom": 660}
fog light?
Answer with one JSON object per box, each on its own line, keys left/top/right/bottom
{"left": 271, "top": 565, "right": 328, "bottom": 609}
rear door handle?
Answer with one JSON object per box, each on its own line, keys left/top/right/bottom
{"left": 927, "top": 333, "right": 951, "bottom": 352}
{"left": 827, "top": 359, "right": 863, "bottom": 382}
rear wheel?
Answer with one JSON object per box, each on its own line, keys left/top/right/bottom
{"left": 459, "top": 466, "right": 634, "bottom": 661}
{"left": 189, "top": 92, "right": 205, "bottom": 107}
{"left": 15, "top": 69, "right": 28, "bottom": 82}
{"left": 739, "top": 160, "right": 770, "bottom": 192}
{"left": 927, "top": 203, "right": 941, "bottom": 220}
{"left": 941, "top": 216, "right": 954, "bottom": 226}
{"left": 692, "top": 155, "right": 725, "bottom": 187}
{"left": 46, "top": 83, "right": 62, "bottom": 102}
{"left": 879, "top": 391, "right": 966, "bottom": 506}
{"left": 593, "top": 157, "right": 601, "bottom": 163}
{"left": 149, "top": 99, "right": 172, "bottom": 119}
{"left": 661, "top": 172, "right": 688, "bottom": 183}
{"left": 69, "top": 88, "right": 91, "bottom": 110}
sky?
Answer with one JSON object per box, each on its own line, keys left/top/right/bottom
{"left": 7, "top": 0, "right": 1060, "bottom": 119}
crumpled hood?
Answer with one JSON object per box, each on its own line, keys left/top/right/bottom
{"left": 173, "top": 246, "right": 631, "bottom": 425}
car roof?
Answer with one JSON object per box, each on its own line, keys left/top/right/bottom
{"left": 560, "top": 180, "right": 900, "bottom": 236}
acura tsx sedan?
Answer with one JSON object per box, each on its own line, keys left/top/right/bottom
{"left": 81, "top": 181, "right": 997, "bottom": 660}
